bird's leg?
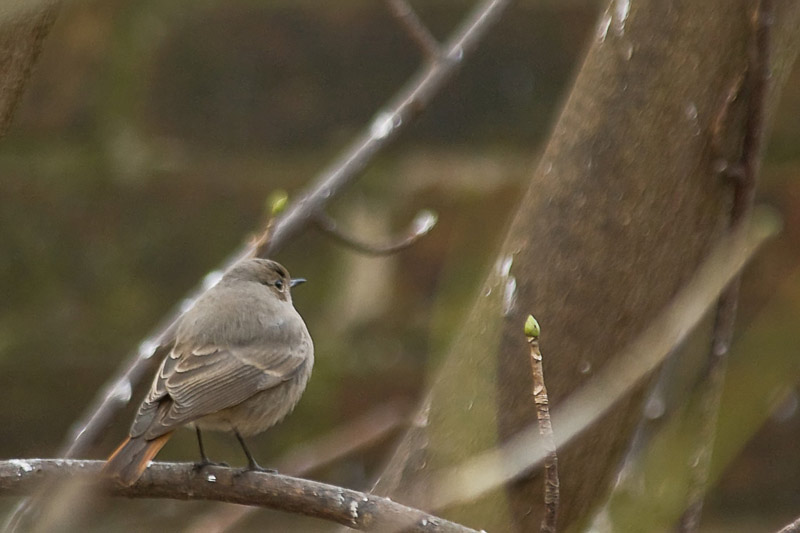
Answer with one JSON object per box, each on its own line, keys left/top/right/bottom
{"left": 234, "top": 430, "right": 276, "bottom": 474}
{"left": 193, "top": 427, "right": 228, "bottom": 470}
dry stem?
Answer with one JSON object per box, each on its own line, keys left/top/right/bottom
{"left": 525, "top": 319, "right": 559, "bottom": 533}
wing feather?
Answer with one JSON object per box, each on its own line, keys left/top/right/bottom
{"left": 130, "top": 340, "right": 308, "bottom": 439}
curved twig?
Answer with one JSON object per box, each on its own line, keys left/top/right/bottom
{"left": 0, "top": 459, "right": 479, "bottom": 533}
{"left": 314, "top": 209, "right": 437, "bottom": 256}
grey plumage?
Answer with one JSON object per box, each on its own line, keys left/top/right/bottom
{"left": 105, "top": 258, "right": 313, "bottom": 485}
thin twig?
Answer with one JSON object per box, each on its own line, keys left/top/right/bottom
{"left": 524, "top": 316, "right": 559, "bottom": 533}
{"left": 425, "top": 209, "right": 778, "bottom": 510}
{"left": 184, "top": 400, "right": 410, "bottom": 533}
{"left": 776, "top": 514, "right": 800, "bottom": 533}
{"left": 314, "top": 209, "right": 437, "bottom": 256}
{"left": 0, "top": 460, "right": 480, "bottom": 533}
{"left": 709, "top": 68, "right": 746, "bottom": 178}
{"left": 384, "top": 0, "right": 442, "bottom": 61}
{"left": 263, "top": 0, "right": 513, "bottom": 256}
{"left": 677, "top": 2, "right": 772, "bottom": 531}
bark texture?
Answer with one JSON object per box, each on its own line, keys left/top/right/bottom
{"left": 0, "top": 2, "right": 58, "bottom": 139}
{"left": 373, "top": 1, "right": 800, "bottom": 531}
{"left": 0, "top": 459, "right": 481, "bottom": 533}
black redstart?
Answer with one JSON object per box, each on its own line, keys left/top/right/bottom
{"left": 104, "top": 258, "right": 313, "bottom": 486}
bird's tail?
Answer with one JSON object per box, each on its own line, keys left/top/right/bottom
{"left": 103, "top": 433, "right": 172, "bottom": 486}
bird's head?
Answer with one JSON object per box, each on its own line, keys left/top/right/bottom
{"left": 226, "top": 258, "right": 305, "bottom": 303}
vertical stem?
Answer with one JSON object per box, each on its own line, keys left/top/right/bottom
{"left": 525, "top": 316, "right": 559, "bottom": 533}
{"left": 677, "top": 1, "right": 772, "bottom": 530}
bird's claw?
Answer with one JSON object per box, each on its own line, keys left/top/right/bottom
{"left": 235, "top": 464, "right": 277, "bottom": 476}
{"left": 193, "top": 460, "right": 229, "bottom": 472}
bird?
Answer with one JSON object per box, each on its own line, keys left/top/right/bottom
{"left": 103, "top": 258, "right": 313, "bottom": 486}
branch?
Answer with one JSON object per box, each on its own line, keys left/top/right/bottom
{"left": 384, "top": 0, "right": 441, "bottom": 61}
{"left": 523, "top": 316, "right": 559, "bottom": 533}
{"left": 0, "top": 460, "right": 480, "bottom": 533}
{"left": 4, "top": 1, "right": 513, "bottom": 528}
{"left": 777, "top": 515, "right": 800, "bottom": 533}
{"left": 263, "top": 0, "right": 513, "bottom": 256}
{"left": 677, "top": 2, "right": 772, "bottom": 530}
{"left": 425, "top": 208, "right": 778, "bottom": 510}
{"left": 185, "top": 400, "right": 410, "bottom": 533}
{"left": 51, "top": 0, "right": 514, "bottom": 462}
{"left": 709, "top": 69, "right": 746, "bottom": 178}
{"left": 314, "top": 209, "right": 437, "bottom": 256}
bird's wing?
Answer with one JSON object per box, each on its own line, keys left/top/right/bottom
{"left": 130, "top": 341, "right": 308, "bottom": 439}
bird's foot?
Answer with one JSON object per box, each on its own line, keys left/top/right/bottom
{"left": 235, "top": 462, "right": 277, "bottom": 476}
{"left": 193, "top": 459, "right": 229, "bottom": 472}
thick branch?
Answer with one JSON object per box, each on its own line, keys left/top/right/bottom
{"left": 0, "top": 460, "right": 479, "bottom": 533}
{"left": 185, "top": 400, "right": 410, "bottom": 533}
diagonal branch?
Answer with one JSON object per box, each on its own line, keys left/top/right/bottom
{"left": 3, "top": 1, "right": 514, "bottom": 528}
{"left": 777, "top": 515, "right": 800, "bottom": 533}
{"left": 0, "top": 460, "right": 479, "bottom": 533}
{"left": 53, "top": 0, "right": 515, "bottom": 462}
{"left": 263, "top": 0, "right": 514, "bottom": 257}
{"left": 4, "top": 1, "right": 514, "bottom": 528}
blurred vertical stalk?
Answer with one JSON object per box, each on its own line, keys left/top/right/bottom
{"left": 602, "top": 267, "right": 800, "bottom": 532}
{"left": 678, "top": 2, "right": 773, "bottom": 530}
{"left": 372, "top": 1, "right": 800, "bottom": 531}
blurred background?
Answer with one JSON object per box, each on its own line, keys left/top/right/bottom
{"left": 0, "top": 0, "right": 798, "bottom": 531}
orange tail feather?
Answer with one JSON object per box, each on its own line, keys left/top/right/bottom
{"left": 103, "top": 433, "right": 172, "bottom": 486}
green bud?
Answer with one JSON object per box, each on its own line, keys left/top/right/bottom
{"left": 268, "top": 190, "right": 289, "bottom": 216}
{"left": 524, "top": 314, "right": 540, "bottom": 338}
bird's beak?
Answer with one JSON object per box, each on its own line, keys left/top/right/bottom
{"left": 290, "top": 278, "right": 306, "bottom": 288}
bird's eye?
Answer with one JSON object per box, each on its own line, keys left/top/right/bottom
{"left": 274, "top": 279, "right": 284, "bottom": 290}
